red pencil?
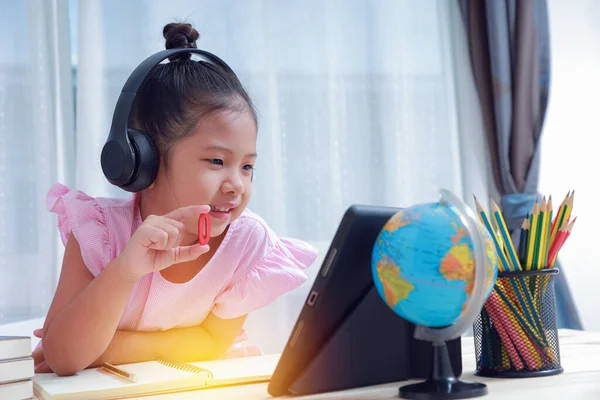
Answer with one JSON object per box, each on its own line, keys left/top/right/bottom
{"left": 549, "top": 191, "right": 569, "bottom": 247}
{"left": 557, "top": 218, "right": 576, "bottom": 252}
{"left": 549, "top": 219, "right": 573, "bottom": 267}
{"left": 565, "top": 217, "right": 577, "bottom": 242}
{"left": 484, "top": 302, "right": 524, "bottom": 370}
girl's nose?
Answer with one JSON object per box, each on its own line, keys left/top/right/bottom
{"left": 221, "top": 172, "right": 245, "bottom": 195}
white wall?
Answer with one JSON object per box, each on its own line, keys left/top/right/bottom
{"left": 539, "top": 0, "right": 600, "bottom": 331}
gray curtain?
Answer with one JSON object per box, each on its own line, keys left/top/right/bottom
{"left": 459, "top": 0, "right": 582, "bottom": 329}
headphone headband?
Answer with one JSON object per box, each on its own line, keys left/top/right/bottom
{"left": 107, "top": 48, "right": 234, "bottom": 143}
{"left": 101, "top": 48, "right": 234, "bottom": 191}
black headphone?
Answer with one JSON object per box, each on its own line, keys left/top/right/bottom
{"left": 100, "top": 48, "right": 236, "bottom": 192}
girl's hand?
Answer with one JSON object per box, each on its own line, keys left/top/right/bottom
{"left": 33, "top": 329, "right": 53, "bottom": 373}
{"left": 118, "top": 205, "right": 211, "bottom": 282}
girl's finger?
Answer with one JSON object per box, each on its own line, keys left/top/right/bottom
{"left": 144, "top": 226, "right": 170, "bottom": 250}
{"left": 35, "top": 361, "right": 53, "bottom": 373}
{"left": 162, "top": 218, "right": 187, "bottom": 246}
{"left": 158, "top": 243, "right": 210, "bottom": 268}
{"left": 148, "top": 218, "right": 182, "bottom": 250}
{"left": 163, "top": 205, "right": 210, "bottom": 222}
{"left": 33, "top": 349, "right": 44, "bottom": 365}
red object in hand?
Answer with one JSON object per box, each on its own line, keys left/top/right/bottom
{"left": 198, "top": 213, "right": 210, "bottom": 245}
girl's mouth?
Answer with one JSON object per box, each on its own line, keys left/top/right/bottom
{"left": 209, "top": 205, "right": 235, "bottom": 219}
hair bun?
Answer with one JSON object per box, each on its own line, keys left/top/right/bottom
{"left": 163, "top": 23, "right": 200, "bottom": 61}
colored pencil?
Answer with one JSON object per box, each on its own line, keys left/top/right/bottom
{"left": 543, "top": 196, "right": 553, "bottom": 268}
{"left": 526, "top": 203, "right": 540, "bottom": 270}
{"left": 480, "top": 307, "right": 494, "bottom": 368}
{"left": 477, "top": 202, "right": 548, "bottom": 344}
{"left": 519, "top": 218, "right": 530, "bottom": 263}
{"left": 494, "top": 286, "right": 546, "bottom": 350}
{"left": 491, "top": 199, "right": 521, "bottom": 271}
{"left": 536, "top": 198, "right": 548, "bottom": 269}
{"left": 550, "top": 192, "right": 569, "bottom": 246}
{"left": 489, "top": 291, "right": 541, "bottom": 369}
{"left": 548, "top": 221, "right": 567, "bottom": 267}
{"left": 474, "top": 197, "right": 511, "bottom": 272}
{"left": 518, "top": 218, "right": 527, "bottom": 262}
{"left": 484, "top": 301, "right": 524, "bottom": 370}
{"left": 549, "top": 218, "right": 575, "bottom": 267}
{"left": 566, "top": 217, "right": 576, "bottom": 241}
{"left": 564, "top": 191, "right": 575, "bottom": 225}
{"left": 472, "top": 191, "right": 576, "bottom": 372}
{"left": 499, "top": 278, "right": 547, "bottom": 347}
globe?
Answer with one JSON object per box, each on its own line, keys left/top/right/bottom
{"left": 371, "top": 196, "right": 499, "bottom": 329}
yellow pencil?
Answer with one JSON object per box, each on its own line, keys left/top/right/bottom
{"left": 535, "top": 198, "right": 545, "bottom": 269}
{"left": 489, "top": 200, "right": 547, "bottom": 340}
{"left": 564, "top": 190, "right": 574, "bottom": 223}
{"left": 537, "top": 198, "right": 548, "bottom": 269}
{"left": 550, "top": 191, "right": 569, "bottom": 247}
{"left": 475, "top": 197, "right": 511, "bottom": 272}
{"left": 526, "top": 203, "right": 540, "bottom": 270}
{"left": 544, "top": 196, "right": 553, "bottom": 268}
{"left": 491, "top": 199, "right": 521, "bottom": 271}
{"left": 489, "top": 199, "right": 509, "bottom": 270}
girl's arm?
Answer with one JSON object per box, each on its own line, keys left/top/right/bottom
{"left": 91, "top": 313, "right": 247, "bottom": 368}
{"left": 42, "top": 233, "right": 244, "bottom": 375}
{"left": 42, "top": 205, "right": 211, "bottom": 376}
{"left": 41, "top": 233, "right": 139, "bottom": 375}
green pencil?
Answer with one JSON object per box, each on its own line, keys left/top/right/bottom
{"left": 532, "top": 199, "right": 545, "bottom": 270}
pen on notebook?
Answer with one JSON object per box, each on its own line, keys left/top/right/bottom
{"left": 100, "top": 362, "right": 139, "bottom": 383}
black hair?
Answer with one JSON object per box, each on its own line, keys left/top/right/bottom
{"left": 131, "top": 22, "right": 257, "bottom": 166}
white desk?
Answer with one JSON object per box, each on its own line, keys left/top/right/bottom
{"left": 117, "top": 329, "right": 600, "bottom": 400}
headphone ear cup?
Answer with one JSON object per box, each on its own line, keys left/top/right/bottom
{"left": 123, "top": 129, "right": 159, "bottom": 192}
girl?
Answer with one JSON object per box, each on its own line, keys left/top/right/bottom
{"left": 33, "top": 22, "right": 317, "bottom": 376}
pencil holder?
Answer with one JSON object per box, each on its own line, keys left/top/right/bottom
{"left": 473, "top": 268, "right": 563, "bottom": 378}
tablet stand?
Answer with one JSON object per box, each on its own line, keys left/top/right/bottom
{"left": 287, "top": 287, "right": 463, "bottom": 396}
{"left": 288, "top": 287, "right": 412, "bottom": 395}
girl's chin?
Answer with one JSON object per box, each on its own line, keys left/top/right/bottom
{"left": 209, "top": 223, "right": 229, "bottom": 238}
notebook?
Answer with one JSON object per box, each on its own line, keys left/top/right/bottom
{"left": 33, "top": 354, "right": 280, "bottom": 400}
{"left": 0, "top": 357, "right": 34, "bottom": 384}
{"left": 0, "top": 337, "right": 31, "bottom": 361}
{"left": 0, "top": 379, "right": 33, "bottom": 400}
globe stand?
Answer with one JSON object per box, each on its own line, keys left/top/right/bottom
{"left": 399, "top": 340, "right": 487, "bottom": 400}
{"left": 393, "top": 189, "right": 495, "bottom": 399}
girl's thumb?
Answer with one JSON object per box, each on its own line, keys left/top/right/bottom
{"left": 164, "top": 243, "right": 209, "bottom": 268}
{"left": 33, "top": 329, "right": 43, "bottom": 338}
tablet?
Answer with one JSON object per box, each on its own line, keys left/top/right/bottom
{"left": 267, "top": 205, "right": 462, "bottom": 397}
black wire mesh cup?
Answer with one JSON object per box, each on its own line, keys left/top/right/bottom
{"left": 473, "top": 268, "right": 563, "bottom": 378}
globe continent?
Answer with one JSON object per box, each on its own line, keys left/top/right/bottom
{"left": 372, "top": 202, "right": 497, "bottom": 328}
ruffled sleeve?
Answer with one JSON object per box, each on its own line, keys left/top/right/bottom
{"left": 46, "top": 183, "right": 111, "bottom": 277}
{"left": 212, "top": 221, "right": 318, "bottom": 319}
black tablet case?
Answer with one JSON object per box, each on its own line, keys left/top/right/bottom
{"left": 287, "top": 287, "right": 462, "bottom": 395}
{"left": 268, "top": 205, "right": 463, "bottom": 396}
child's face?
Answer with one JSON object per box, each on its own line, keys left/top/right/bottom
{"left": 154, "top": 109, "right": 257, "bottom": 238}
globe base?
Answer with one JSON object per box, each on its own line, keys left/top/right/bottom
{"left": 399, "top": 341, "right": 487, "bottom": 400}
{"left": 399, "top": 379, "right": 487, "bottom": 400}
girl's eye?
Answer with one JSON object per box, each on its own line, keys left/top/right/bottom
{"left": 243, "top": 165, "right": 254, "bottom": 171}
{"left": 207, "top": 159, "right": 223, "bottom": 166}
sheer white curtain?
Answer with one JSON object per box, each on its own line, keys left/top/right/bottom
{"left": 72, "top": 0, "right": 488, "bottom": 352}
{"left": 0, "top": 0, "right": 73, "bottom": 326}
{"left": 0, "top": 0, "right": 492, "bottom": 352}
{"left": 75, "top": 0, "right": 470, "bottom": 235}
{"left": 539, "top": 0, "right": 600, "bottom": 331}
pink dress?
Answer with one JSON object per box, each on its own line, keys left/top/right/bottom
{"left": 44, "top": 183, "right": 318, "bottom": 333}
